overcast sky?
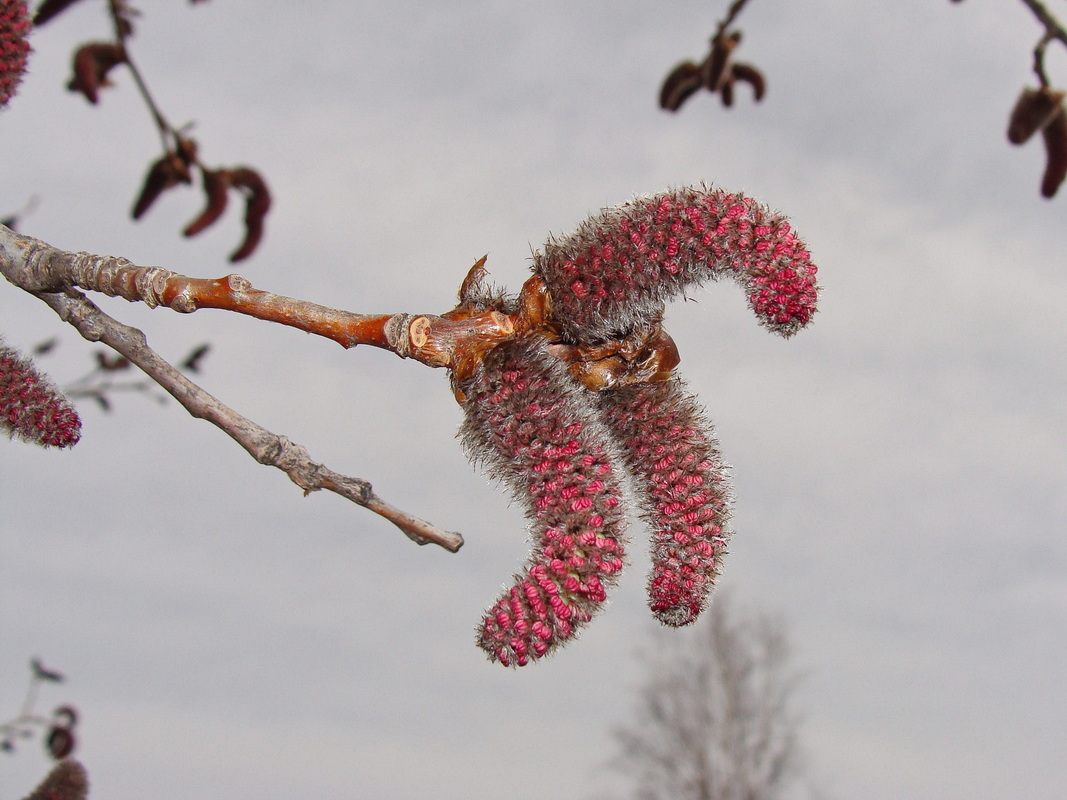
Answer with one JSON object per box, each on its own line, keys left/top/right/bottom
{"left": 3, "top": 1, "right": 1067, "bottom": 798}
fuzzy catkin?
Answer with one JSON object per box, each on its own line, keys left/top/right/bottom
{"left": 0, "top": 341, "right": 82, "bottom": 448}
{"left": 598, "top": 379, "right": 731, "bottom": 626}
{"left": 0, "top": 0, "right": 30, "bottom": 107}
{"left": 459, "top": 335, "right": 628, "bottom": 667}
{"left": 22, "top": 759, "right": 89, "bottom": 800}
{"left": 533, "top": 185, "right": 818, "bottom": 343}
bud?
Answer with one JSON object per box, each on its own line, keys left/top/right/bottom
{"left": 730, "top": 62, "right": 766, "bottom": 102}
{"left": 67, "top": 42, "right": 126, "bottom": 104}
{"left": 45, "top": 725, "right": 75, "bottom": 760}
{"left": 1007, "top": 87, "right": 1064, "bottom": 145}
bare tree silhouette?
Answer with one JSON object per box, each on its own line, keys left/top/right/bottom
{"left": 611, "top": 595, "right": 807, "bottom": 800}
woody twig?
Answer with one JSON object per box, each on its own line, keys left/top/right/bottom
{"left": 0, "top": 225, "right": 463, "bottom": 552}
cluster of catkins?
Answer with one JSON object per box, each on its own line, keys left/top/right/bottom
{"left": 458, "top": 186, "right": 818, "bottom": 666}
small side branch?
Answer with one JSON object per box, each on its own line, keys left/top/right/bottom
{"left": 1017, "top": 0, "right": 1067, "bottom": 85}
{"left": 1019, "top": 0, "right": 1067, "bottom": 42}
{"left": 716, "top": 0, "right": 753, "bottom": 38}
{"left": 30, "top": 286, "right": 463, "bottom": 552}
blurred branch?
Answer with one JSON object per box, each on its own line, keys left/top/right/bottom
{"left": 715, "top": 0, "right": 753, "bottom": 38}
{"left": 105, "top": 0, "right": 172, "bottom": 143}
{"left": 1017, "top": 0, "right": 1067, "bottom": 85}
{"left": 1, "top": 659, "right": 70, "bottom": 755}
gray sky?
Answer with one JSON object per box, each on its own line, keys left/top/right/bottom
{"left": 3, "top": 1, "right": 1067, "bottom": 798}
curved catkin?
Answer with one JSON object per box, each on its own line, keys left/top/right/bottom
{"left": 598, "top": 379, "right": 731, "bottom": 627}
{"left": 533, "top": 185, "right": 819, "bottom": 343}
{"left": 459, "top": 335, "right": 628, "bottom": 667}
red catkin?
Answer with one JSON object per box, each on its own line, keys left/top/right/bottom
{"left": 0, "top": 341, "right": 81, "bottom": 448}
{"left": 459, "top": 335, "right": 628, "bottom": 667}
{"left": 533, "top": 185, "right": 819, "bottom": 343}
{"left": 0, "top": 0, "right": 30, "bottom": 107}
{"left": 598, "top": 378, "right": 731, "bottom": 626}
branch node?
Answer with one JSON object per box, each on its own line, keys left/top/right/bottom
{"left": 385, "top": 313, "right": 415, "bottom": 358}
{"left": 225, "top": 273, "right": 252, "bottom": 293}
{"left": 65, "top": 250, "right": 175, "bottom": 307}
{"left": 409, "top": 316, "right": 431, "bottom": 349}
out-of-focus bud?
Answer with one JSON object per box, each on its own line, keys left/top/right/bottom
{"left": 701, "top": 30, "right": 741, "bottom": 92}
{"left": 1007, "top": 87, "right": 1064, "bottom": 144}
{"left": 67, "top": 42, "right": 126, "bottom": 104}
{"left": 730, "top": 62, "right": 766, "bottom": 102}
{"left": 1041, "top": 106, "right": 1067, "bottom": 197}
{"left": 131, "top": 151, "right": 193, "bottom": 219}
{"left": 183, "top": 168, "right": 231, "bottom": 237}
{"left": 659, "top": 60, "right": 702, "bottom": 112}
{"left": 228, "top": 167, "right": 271, "bottom": 262}
{"left": 45, "top": 726, "right": 75, "bottom": 760}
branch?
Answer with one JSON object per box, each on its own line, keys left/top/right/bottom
{"left": 1019, "top": 0, "right": 1067, "bottom": 41}
{"left": 43, "top": 289, "right": 462, "bottom": 551}
{"left": 0, "top": 226, "right": 462, "bottom": 552}
{"left": 1017, "top": 0, "right": 1067, "bottom": 85}
{"left": 0, "top": 227, "right": 521, "bottom": 377}
{"left": 715, "top": 0, "right": 753, "bottom": 38}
